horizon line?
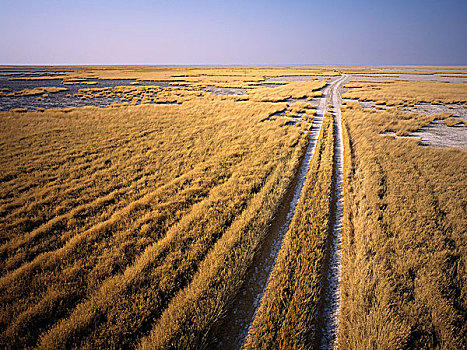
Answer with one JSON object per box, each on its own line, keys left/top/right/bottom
{"left": 1, "top": 63, "right": 467, "bottom": 67}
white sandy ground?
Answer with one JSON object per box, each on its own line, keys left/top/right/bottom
{"left": 342, "top": 99, "right": 467, "bottom": 150}
{"left": 202, "top": 86, "right": 246, "bottom": 95}
{"left": 401, "top": 104, "right": 467, "bottom": 121}
{"left": 344, "top": 99, "right": 467, "bottom": 121}
{"left": 348, "top": 74, "right": 466, "bottom": 84}
{"left": 382, "top": 121, "right": 467, "bottom": 150}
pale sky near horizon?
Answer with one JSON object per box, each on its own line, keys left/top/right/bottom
{"left": 1, "top": 0, "right": 466, "bottom": 65}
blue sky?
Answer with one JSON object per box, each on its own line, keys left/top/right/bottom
{"left": 1, "top": 0, "right": 466, "bottom": 65}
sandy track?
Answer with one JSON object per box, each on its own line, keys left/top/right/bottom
{"left": 215, "top": 75, "right": 347, "bottom": 349}
{"left": 314, "top": 74, "right": 348, "bottom": 349}
{"left": 215, "top": 77, "right": 335, "bottom": 349}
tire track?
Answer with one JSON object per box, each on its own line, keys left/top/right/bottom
{"left": 215, "top": 75, "right": 346, "bottom": 349}
{"left": 314, "top": 74, "right": 348, "bottom": 349}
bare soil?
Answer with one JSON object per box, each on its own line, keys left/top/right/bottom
{"left": 382, "top": 121, "right": 467, "bottom": 150}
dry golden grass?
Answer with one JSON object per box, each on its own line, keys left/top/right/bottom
{"left": 137, "top": 118, "right": 308, "bottom": 350}
{"left": 7, "top": 76, "right": 69, "bottom": 81}
{"left": 243, "top": 113, "right": 335, "bottom": 349}
{"left": 78, "top": 67, "right": 336, "bottom": 85}
{"left": 440, "top": 74, "right": 467, "bottom": 78}
{"left": 5, "top": 86, "right": 68, "bottom": 97}
{"left": 342, "top": 102, "right": 461, "bottom": 136}
{"left": 0, "top": 91, "right": 309, "bottom": 348}
{"left": 8, "top": 108, "right": 28, "bottom": 113}
{"left": 2, "top": 67, "right": 465, "bottom": 349}
{"left": 248, "top": 80, "right": 326, "bottom": 102}
{"left": 5, "top": 67, "right": 337, "bottom": 91}
{"left": 287, "top": 101, "right": 316, "bottom": 116}
{"left": 339, "top": 103, "right": 466, "bottom": 349}
{"left": 444, "top": 117, "right": 464, "bottom": 127}
{"left": 67, "top": 80, "right": 323, "bottom": 115}
{"left": 340, "top": 69, "right": 467, "bottom": 76}
{"left": 342, "top": 80, "right": 467, "bottom": 105}
{"left": 74, "top": 85, "right": 211, "bottom": 106}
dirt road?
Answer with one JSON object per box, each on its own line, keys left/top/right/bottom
{"left": 314, "top": 74, "right": 348, "bottom": 349}
{"left": 215, "top": 74, "right": 348, "bottom": 349}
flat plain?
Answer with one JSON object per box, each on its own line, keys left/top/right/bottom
{"left": 0, "top": 65, "right": 466, "bottom": 349}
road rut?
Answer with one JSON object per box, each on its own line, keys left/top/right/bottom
{"left": 215, "top": 75, "right": 348, "bottom": 349}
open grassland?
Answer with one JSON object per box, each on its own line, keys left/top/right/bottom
{"left": 0, "top": 91, "right": 310, "bottom": 348}
{"left": 76, "top": 86, "right": 202, "bottom": 106}
{"left": 0, "top": 87, "right": 68, "bottom": 97}
{"left": 247, "top": 80, "right": 326, "bottom": 102}
{"left": 341, "top": 101, "right": 455, "bottom": 137}
{"left": 343, "top": 80, "right": 467, "bottom": 105}
{"left": 137, "top": 116, "right": 307, "bottom": 350}
{"left": 243, "top": 113, "right": 335, "bottom": 349}
{"left": 339, "top": 103, "right": 466, "bottom": 349}
{"left": 338, "top": 68, "right": 467, "bottom": 75}
{"left": 1, "top": 66, "right": 466, "bottom": 349}
{"left": 5, "top": 66, "right": 337, "bottom": 89}
{"left": 76, "top": 80, "right": 325, "bottom": 107}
